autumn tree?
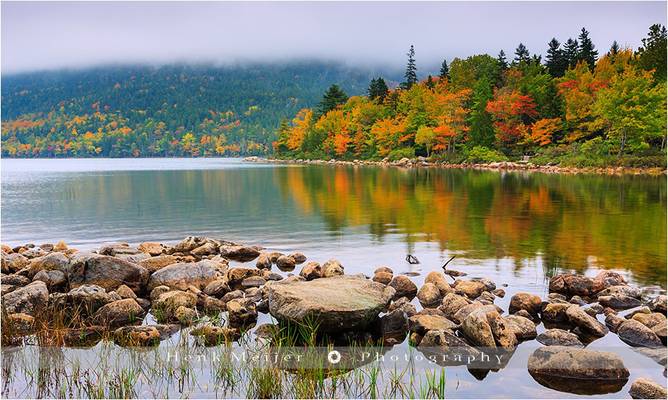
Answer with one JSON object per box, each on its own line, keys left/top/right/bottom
{"left": 415, "top": 126, "right": 436, "bottom": 156}
{"left": 486, "top": 89, "right": 538, "bottom": 149}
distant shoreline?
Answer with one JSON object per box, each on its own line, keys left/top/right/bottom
{"left": 244, "top": 156, "right": 667, "bottom": 176}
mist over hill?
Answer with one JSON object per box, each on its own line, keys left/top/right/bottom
{"left": 1, "top": 62, "right": 394, "bottom": 157}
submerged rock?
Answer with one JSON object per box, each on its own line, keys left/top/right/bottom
{"left": 504, "top": 315, "right": 537, "bottom": 341}
{"left": 598, "top": 295, "right": 642, "bottom": 310}
{"left": 408, "top": 314, "right": 457, "bottom": 335}
{"left": 528, "top": 346, "right": 629, "bottom": 395}
{"left": 268, "top": 275, "right": 394, "bottom": 332}
{"left": 536, "top": 329, "right": 583, "bottom": 347}
{"left": 617, "top": 319, "right": 663, "bottom": 348}
{"left": 113, "top": 326, "right": 161, "bottom": 347}
{"left": 380, "top": 309, "right": 409, "bottom": 344}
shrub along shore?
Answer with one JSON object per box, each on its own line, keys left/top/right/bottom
{"left": 244, "top": 156, "right": 667, "bottom": 176}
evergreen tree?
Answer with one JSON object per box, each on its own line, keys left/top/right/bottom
{"left": 513, "top": 43, "right": 531, "bottom": 65}
{"left": 545, "top": 38, "right": 567, "bottom": 77}
{"left": 608, "top": 40, "right": 620, "bottom": 57}
{"left": 636, "top": 24, "right": 667, "bottom": 81}
{"left": 497, "top": 50, "right": 508, "bottom": 70}
{"left": 563, "top": 38, "right": 579, "bottom": 69}
{"left": 468, "top": 77, "right": 495, "bottom": 148}
{"left": 439, "top": 59, "right": 450, "bottom": 79}
{"left": 317, "top": 84, "right": 348, "bottom": 116}
{"left": 368, "top": 77, "right": 389, "bottom": 102}
{"left": 576, "top": 27, "right": 598, "bottom": 69}
{"left": 426, "top": 75, "right": 435, "bottom": 89}
{"left": 401, "top": 45, "right": 418, "bottom": 90}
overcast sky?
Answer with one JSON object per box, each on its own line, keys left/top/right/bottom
{"left": 2, "top": 1, "right": 666, "bottom": 74}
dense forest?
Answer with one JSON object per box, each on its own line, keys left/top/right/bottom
{"left": 1, "top": 63, "right": 378, "bottom": 157}
{"left": 276, "top": 25, "right": 667, "bottom": 167}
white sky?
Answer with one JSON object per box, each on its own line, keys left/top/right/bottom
{"left": 2, "top": 1, "right": 666, "bottom": 74}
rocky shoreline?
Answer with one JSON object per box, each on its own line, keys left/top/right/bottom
{"left": 1, "top": 236, "right": 667, "bottom": 397}
{"left": 243, "top": 156, "right": 667, "bottom": 176}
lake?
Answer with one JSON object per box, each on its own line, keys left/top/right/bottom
{"left": 1, "top": 158, "right": 666, "bottom": 398}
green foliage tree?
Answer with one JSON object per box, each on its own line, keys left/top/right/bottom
{"left": 468, "top": 77, "right": 495, "bottom": 147}
{"left": 636, "top": 24, "right": 667, "bottom": 81}
{"left": 415, "top": 125, "right": 436, "bottom": 156}
{"left": 401, "top": 45, "right": 418, "bottom": 90}
{"left": 594, "top": 67, "right": 666, "bottom": 155}
{"left": 449, "top": 54, "right": 500, "bottom": 89}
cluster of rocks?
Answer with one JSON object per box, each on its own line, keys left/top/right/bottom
{"left": 243, "top": 156, "right": 666, "bottom": 176}
{"left": 2, "top": 238, "right": 666, "bottom": 396}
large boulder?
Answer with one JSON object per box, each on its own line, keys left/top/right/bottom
{"left": 591, "top": 271, "right": 627, "bottom": 293}
{"left": 528, "top": 346, "right": 629, "bottom": 395}
{"left": 49, "top": 284, "right": 119, "bottom": 318}
{"left": 2, "top": 281, "right": 48, "bottom": 316}
{"left": 424, "top": 271, "right": 452, "bottom": 296}
{"left": 113, "top": 325, "right": 161, "bottom": 347}
{"left": 461, "top": 307, "right": 516, "bottom": 349}
{"left": 148, "top": 260, "right": 224, "bottom": 291}
{"left": 68, "top": 253, "right": 148, "bottom": 293}
{"left": 152, "top": 290, "right": 198, "bottom": 322}
{"left": 267, "top": 275, "right": 395, "bottom": 332}
{"left": 541, "top": 303, "right": 570, "bottom": 323}
{"left": 1, "top": 252, "right": 30, "bottom": 273}
{"left": 597, "top": 295, "right": 641, "bottom": 310}
{"left": 32, "top": 269, "right": 67, "bottom": 292}
{"left": 438, "top": 293, "right": 470, "bottom": 320}
{"left": 647, "top": 295, "right": 667, "bottom": 315}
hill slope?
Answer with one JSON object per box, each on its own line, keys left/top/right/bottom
{"left": 1, "top": 63, "right": 381, "bottom": 157}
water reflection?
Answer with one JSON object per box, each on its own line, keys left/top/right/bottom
{"left": 1, "top": 159, "right": 665, "bottom": 286}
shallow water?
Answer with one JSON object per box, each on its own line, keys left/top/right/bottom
{"left": 1, "top": 157, "right": 666, "bottom": 398}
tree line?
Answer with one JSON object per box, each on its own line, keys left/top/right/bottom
{"left": 275, "top": 25, "right": 667, "bottom": 167}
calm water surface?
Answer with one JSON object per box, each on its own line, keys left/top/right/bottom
{"left": 1, "top": 158, "right": 666, "bottom": 398}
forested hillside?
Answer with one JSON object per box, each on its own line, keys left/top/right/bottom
{"left": 1, "top": 63, "right": 379, "bottom": 157}
{"left": 276, "top": 25, "right": 667, "bottom": 168}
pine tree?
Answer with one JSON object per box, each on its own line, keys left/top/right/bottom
{"left": 401, "top": 45, "right": 418, "bottom": 90}
{"left": 513, "top": 43, "right": 530, "bottom": 65}
{"left": 317, "top": 84, "right": 348, "bottom": 116}
{"left": 636, "top": 24, "right": 667, "bottom": 81}
{"left": 608, "top": 40, "right": 620, "bottom": 57}
{"left": 497, "top": 50, "right": 508, "bottom": 70}
{"left": 439, "top": 59, "right": 450, "bottom": 79}
{"left": 426, "top": 75, "right": 435, "bottom": 89}
{"left": 545, "top": 38, "right": 566, "bottom": 77}
{"left": 368, "top": 77, "right": 389, "bottom": 102}
{"left": 563, "top": 38, "right": 579, "bottom": 69}
{"left": 576, "top": 27, "right": 598, "bottom": 69}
